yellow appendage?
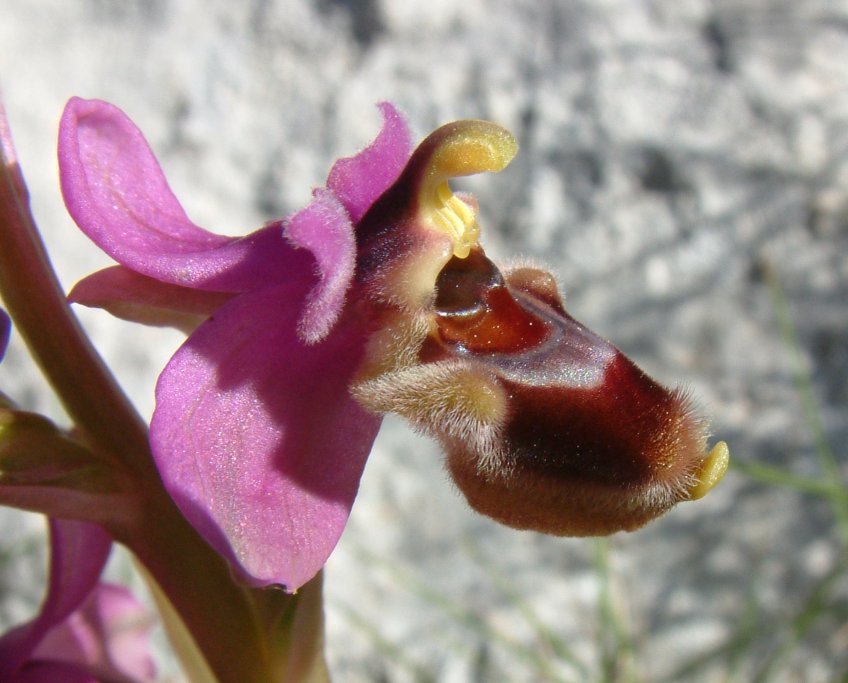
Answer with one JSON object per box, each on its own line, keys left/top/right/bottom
{"left": 418, "top": 120, "right": 517, "bottom": 259}
{"left": 688, "top": 441, "right": 730, "bottom": 500}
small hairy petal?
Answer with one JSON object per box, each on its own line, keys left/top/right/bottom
{"left": 0, "top": 520, "right": 111, "bottom": 678}
{"left": 150, "top": 283, "right": 381, "bottom": 591}
{"left": 326, "top": 102, "right": 412, "bottom": 223}
{"left": 353, "top": 360, "right": 508, "bottom": 475}
{"left": 284, "top": 189, "right": 356, "bottom": 344}
{"left": 69, "top": 266, "right": 234, "bottom": 333}
{"left": 59, "top": 98, "right": 311, "bottom": 292}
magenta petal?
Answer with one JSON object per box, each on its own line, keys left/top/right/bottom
{"left": 284, "top": 188, "right": 356, "bottom": 343}
{"left": 0, "top": 520, "right": 111, "bottom": 678}
{"left": 0, "top": 308, "right": 9, "bottom": 360}
{"left": 326, "top": 102, "right": 412, "bottom": 223}
{"left": 39, "top": 520, "right": 111, "bottom": 623}
{"left": 32, "top": 583, "right": 155, "bottom": 683}
{"left": 69, "top": 266, "right": 234, "bottom": 332}
{"left": 149, "top": 284, "right": 382, "bottom": 590}
{"left": 59, "top": 98, "right": 311, "bottom": 292}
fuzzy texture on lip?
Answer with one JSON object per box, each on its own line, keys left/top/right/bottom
{"left": 348, "top": 118, "right": 725, "bottom": 525}
{"left": 355, "top": 241, "right": 724, "bottom": 535}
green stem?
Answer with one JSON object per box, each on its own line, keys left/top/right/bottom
{"left": 592, "top": 539, "right": 638, "bottom": 683}
{"left": 0, "top": 104, "right": 278, "bottom": 682}
{"left": 0, "top": 121, "right": 153, "bottom": 481}
{"left": 125, "top": 491, "right": 275, "bottom": 683}
{"left": 258, "top": 572, "right": 329, "bottom": 682}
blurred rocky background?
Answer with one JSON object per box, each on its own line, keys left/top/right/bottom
{"left": 1, "top": 0, "right": 847, "bottom": 681}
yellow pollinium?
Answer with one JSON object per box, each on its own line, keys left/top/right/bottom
{"left": 419, "top": 120, "right": 518, "bottom": 259}
{"left": 688, "top": 441, "right": 730, "bottom": 500}
{"left": 433, "top": 182, "right": 479, "bottom": 258}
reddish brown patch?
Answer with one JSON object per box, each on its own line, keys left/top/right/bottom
{"left": 501, "top": 353, "right": 679, "bottom": 486}
{"left": 420, "top": 249, "right": 708, "bottom": 534}
{"left": 433, "top": 249, "right": 549, "bottom": 353}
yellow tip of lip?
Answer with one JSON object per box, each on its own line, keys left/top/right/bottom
{"left": 688, "top": 441, "right": 730, "bottom": 500}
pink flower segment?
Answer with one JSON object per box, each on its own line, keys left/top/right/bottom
{"left": 0, "top": 307, "right": 9, "bottom": 359}
{"left": 59, "top": 98, "right": 412, "bottom": 591}
{"left": 0, "top": 519, "right": 156, "bottom": 682}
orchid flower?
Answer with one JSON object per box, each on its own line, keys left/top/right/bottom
{"left": 60, "top": 98, "right": 728, "bottom": 594}
{"left": 0, "top": 518, "right": 156, "bottom": 683}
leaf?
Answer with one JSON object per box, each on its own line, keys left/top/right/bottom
{"left": 0, "top": 409, "right": 135, "bottom": 526}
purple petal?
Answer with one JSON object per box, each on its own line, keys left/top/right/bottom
{"left": 69, "top": 266, "right": 234, "bottom": 332}
{"left": 326, "top": 102, "right": 412, "bottom": 223}
{"left": 0, "top": 308, "right": 10, "bottom": 360}
{"left": 0, "top": 520, "right": 111, "bottom": 678}
{"left": 59, "top": 98, "right": 311, "bottom": 292}
{"left": 149, "top": 284, "right": 382, "bottom": 590}
{"left": 283, "top": 189, "right": 356, "bottom": 343}
{"left": 32, "top": 583, "right": 156, "bottom": 683}
{"left": 1, "top": 95, "right": 19, "bottom": 166}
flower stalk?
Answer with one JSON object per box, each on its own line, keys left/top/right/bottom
{"left": 0, "top": 98, "right": 319, "bottom": 683}
{"left": 0, "top": 118, "right": 149, "bottom": 479}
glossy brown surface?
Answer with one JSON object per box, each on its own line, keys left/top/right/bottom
{"left": 432, "top": 249, "right": 549, "bottom": 354}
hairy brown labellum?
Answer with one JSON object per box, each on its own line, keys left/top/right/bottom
{"left": 352, "top": 118, "right": 728, "bottom": 536}
{"left": 429, "top": 250, "right": 717, "bottom": 534}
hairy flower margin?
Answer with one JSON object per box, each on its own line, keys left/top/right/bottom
{"left": 61, "top": 98, "right": 729, "bottom": 593}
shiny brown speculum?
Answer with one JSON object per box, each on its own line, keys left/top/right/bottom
{"left": 428, "top": 249, "right": 549, "bottom": 355}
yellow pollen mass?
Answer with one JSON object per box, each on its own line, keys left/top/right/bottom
{"left": 432, "top": 182, "right": 479, "bottom": 258}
